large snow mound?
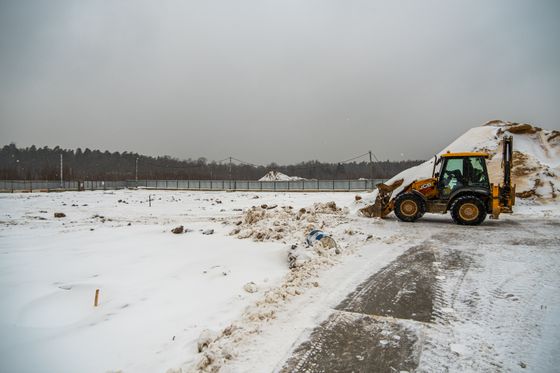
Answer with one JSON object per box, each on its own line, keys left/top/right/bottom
{"left": 259, "top": 171, "right": 306, "bottom": 181}
{"left": 371, "top": 121, "right": 559, "bottom": 202}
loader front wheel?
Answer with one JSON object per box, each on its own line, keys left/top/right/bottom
{"left": 451, "top": 195, "right": 486, "bottom": 225}
{"left": 394, "top": 193, "right": 426, "bottom": 222}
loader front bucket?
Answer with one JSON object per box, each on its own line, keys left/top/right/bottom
{"left": 360, "top": 179, "right": 404, "bottom": 218}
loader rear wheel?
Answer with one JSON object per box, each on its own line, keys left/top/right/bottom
{"left": 394, "top": 193, "right": 426, "bottom": 222}
{"left": 450, "top": 195, "right": 486, "bottom": 225}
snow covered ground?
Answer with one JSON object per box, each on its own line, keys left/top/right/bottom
{"left": 1, "top": 190, "right": 559, "bottom": 373}
{"left": 1, "top": 121, "right": 558, "bottom": 373}
{"left": 0, "top": 190, "right": 359, "bottom": 373}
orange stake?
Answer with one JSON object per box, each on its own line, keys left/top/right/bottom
{"left": 94, "top": 289, "right": 100, "bottom": 307}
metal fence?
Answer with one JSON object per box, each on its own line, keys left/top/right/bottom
{"left": 0, "top": 179, "right": 384, "bottom": 193}
{"left": 0, "top": 180, "right": 129, "bottom": 192}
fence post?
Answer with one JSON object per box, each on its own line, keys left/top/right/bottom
{"left": 11, "top": 180, "right": 13, "bottom": 193}
{"left": 332, "top": 180, "right": 335, "bottom": 191}
{"left": 348, "top": 179, "right": 350, "bottom": 191}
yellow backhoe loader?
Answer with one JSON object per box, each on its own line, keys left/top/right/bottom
{"left": 361, "top": 136, "right": 515, "bottom": 225}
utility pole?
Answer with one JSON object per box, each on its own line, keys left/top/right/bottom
{"left": 135, "top": 157, "right": 139, "bottom": 182}
{"left": 369, "top": 150, "right": 374, "bottom": 185}
{"left": 229, "top": 157, "right": 232, "bottom": 181}
{"left": 60, "top": 154, "right": 63, "bottom": 187}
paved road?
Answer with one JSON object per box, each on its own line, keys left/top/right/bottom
{"left": 280, "top": 218, "right": 560, "bottom": 372}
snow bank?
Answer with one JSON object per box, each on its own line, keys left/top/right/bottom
{"left": 367, "top": 121, "right": 559, "bottom": 204}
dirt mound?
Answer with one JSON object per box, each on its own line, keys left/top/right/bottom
{"left": 486, "top": 120, "right": 541, "bottom": 135}
{"left": 484, "top": 121, "right": 559, "bottom": 201}
{"left": 364, "top": 120, "right": 559, "bottom": 208}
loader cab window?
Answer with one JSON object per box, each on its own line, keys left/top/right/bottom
{"left": 439, "top": 156, "right": 490, "bottom": 197}
{"left": 465, "top": 157, "right": 489, "bottom": 188}
{"left": 439, "top": 158, "right": 464, "bottom": 197}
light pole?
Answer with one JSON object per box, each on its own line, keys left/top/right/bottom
{"left": 60, "top": 154, "right": 63, "bottom": 187}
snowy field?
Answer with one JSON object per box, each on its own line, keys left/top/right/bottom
{"left": 0, "top": 190, "right": 362, "bottom": 373}
{"left": 1, "top": 188, "right": 559, "bottom": 373}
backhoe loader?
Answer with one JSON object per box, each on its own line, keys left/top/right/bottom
{"left": 360, "top": 136, "right": 515, "bottom": 225}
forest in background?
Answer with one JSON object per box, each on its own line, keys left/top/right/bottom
{"left": 0, "top": 143, "right": 422, "bottom": 181}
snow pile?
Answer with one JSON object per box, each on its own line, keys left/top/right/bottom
{"left": 177, "top": 202, "right": 379, "bottom": 372}
{"left": 184, "top": 239, "right": 355, "bottom": 373}
{"left": 258, "top": 171, "right": 306, "bottom": 181}
{"left": 229, "top": 201, "right": 347, "bottom": 244}
{"left": 367, "top": 120, "right": 559, "bottom": 204}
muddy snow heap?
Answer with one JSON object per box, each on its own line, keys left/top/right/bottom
{"left": 259, "top": 171, "right": 306, "bottom": 181}
{"left": 368, "top": 120, "right": 559, "bottom": 203}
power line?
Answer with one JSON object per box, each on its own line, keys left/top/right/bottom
{"left": 231, "top": 151, "right": 372, "bottom": 169}
{"left": 230, "top": 157, "right": 265, "bottom": 168}
{"left": 339, "top": 152, "right": 371, "bottom": 164}
{"left": 135, "top": 151, "right": 378, "bottom": 173}
{"left": 139, "top": 159, "right": 209, "bottom": 170}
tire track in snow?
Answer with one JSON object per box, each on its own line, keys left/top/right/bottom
{"left": 418, "top": 220, "right": 560, "bottom": 372}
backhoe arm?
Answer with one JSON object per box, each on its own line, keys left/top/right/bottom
{"left": 492, "top": 135, "right": 515, "bottom": 218}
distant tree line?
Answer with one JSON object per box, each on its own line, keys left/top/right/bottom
{"left": 0, "top": 143, "right": 422, "bottom": 181}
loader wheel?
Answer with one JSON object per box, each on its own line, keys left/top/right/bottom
{"left": 394, "top": 193, "right": 426, "bottom": 222}
{"left": 450, "top": 195, "right": 487, "bottom": 225}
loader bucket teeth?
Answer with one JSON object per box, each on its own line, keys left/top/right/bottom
{"left": 360, "top": 179, "right": 404, "bottom": 218}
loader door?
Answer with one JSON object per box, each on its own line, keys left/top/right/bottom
{"left": 438, "top": 156, "right": 490, "bottom": 198}
{"left": 439, "top": 158, "right": 464, "bottom": 198}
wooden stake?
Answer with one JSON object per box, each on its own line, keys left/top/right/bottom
{"left": 94, "top": 288, "right": 100, "bottom": 307}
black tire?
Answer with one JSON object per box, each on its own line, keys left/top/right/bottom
{"left": 450, "top": 195, "right": 487, "bottom": 225}
{"left": 394, "top": 193, "right": 426, "bottom": 222}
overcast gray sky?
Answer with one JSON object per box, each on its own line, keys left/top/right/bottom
{"left": 1, "top": 0, "right": 559, "bottom": 164}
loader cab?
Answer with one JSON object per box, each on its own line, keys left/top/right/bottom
{"left": 437, "top": 153, "right": 490, "bottom": 199}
